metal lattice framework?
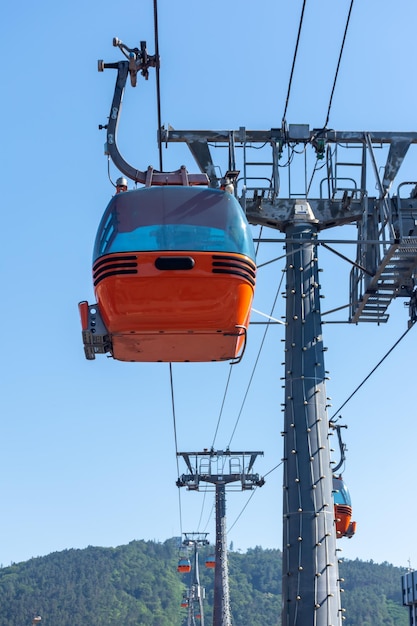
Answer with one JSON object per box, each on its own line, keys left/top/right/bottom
{"left": 163, "top": 129, "right": 417, "bottom": 626}
{"left": 177, "top": 450, "right": 264, "bottom": 626}
{"left": 161, "top": 126, "right": 417, "bottom": 327}
{"left": 180, "top": 533, "right": 209, "bottom": 626}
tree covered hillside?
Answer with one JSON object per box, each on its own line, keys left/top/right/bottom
{"left": 0, "top": 539, "right": 408, "bottom": 625}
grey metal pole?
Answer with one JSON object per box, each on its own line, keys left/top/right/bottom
{"left": 193, "top": 541, "right": 205, "bottom": 626}
{"left": 213, "top": 483, "right": 231, "bottom": 626}
{"left": 282, "top": 214, "right": 341, "bottom": 626}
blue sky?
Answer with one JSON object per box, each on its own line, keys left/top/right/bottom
{"left": 1, "top": 0, "right": 417, "bottom": 571}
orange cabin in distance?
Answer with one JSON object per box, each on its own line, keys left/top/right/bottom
{"left": 333, "top": 476, "right": 357, "bottom": 539}
{"left": 79, "top": 186, "right": 256, "bottom": 363}
{"left": 205, "top": 555, "right": 216, "bottom": 568}
{"left": 177, "top": 558, "right": 192, "bottom": 574}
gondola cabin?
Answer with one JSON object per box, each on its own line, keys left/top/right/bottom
{"left": 79, "top": 186, "right": 256, "bottom": 362}
{"left": 180, "top": 599, "right": 189, "bottom": 608}
{"left": 205, "top": 555, "right": 216, "bottom": 568}
{"left": 177, "top": 557, "right": 191, "bottom": 574}
{"left": 333, "top": 476, "right": 357, "bottom": 539}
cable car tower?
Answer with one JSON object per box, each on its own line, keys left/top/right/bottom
{"left": 163, "top": 125, "right": 417, "bottom": 625}
{"left": 177, "top": 449, "right": 265, "bottom": 626}
{"left": 179, "top": 533, "right": 209, "bottom": 626}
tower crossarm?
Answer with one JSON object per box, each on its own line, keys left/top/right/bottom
{"left": 176, "top": 450, "right": 265, "bottom": 491}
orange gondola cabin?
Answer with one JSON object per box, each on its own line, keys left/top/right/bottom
{"left": 177, "top": 557, "right": 192, "bottom": 574}
{"left": 79, "top": 185, "right": 256, "bottom": 362}
{"left": 333, "top": 476, "right": 357, "bottom": 539}
{"left": 205, "top": 555, "right": 216, "bottom": 569}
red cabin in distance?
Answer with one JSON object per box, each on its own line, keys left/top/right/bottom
{"left": 177, "top": 557, "right": 191, "bottom": 574}
{"left": 333, "top": 476, "right": 357, "bottom": 539}
{"left": 205, "top": 555, "right": 216, "bottom": 569}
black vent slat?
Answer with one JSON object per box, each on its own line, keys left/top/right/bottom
{"left": 94, "top": 269, "right": 138, "bottom": 287}
{"left": 93, "top": 255, "right": 139, "bottom": 287}
{"left": 94, "top": 262, "right": 138, "bottom": 280}
{"left": 211, "top": 254, "right": 256, "bottom": 287}
{"left": 212, "top": 268, "right": 256, "bottom": 286}
{"left": 212, "top": 261, "right": 256, "bottom": 279}
{"left": 93, "top": 255, "right": 137, "bottom": 272}
{"left": 212, "top": 254, "right": 256, "bottom": 271}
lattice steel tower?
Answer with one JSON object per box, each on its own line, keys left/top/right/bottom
{"left": 177, "top": 450, "right": 265, "bottom": 626}
{"left": 162, "top": 126, "right": 417, "bottom": 625}
{"left": 182, "top": 533, "right": 209, "bottom": 626}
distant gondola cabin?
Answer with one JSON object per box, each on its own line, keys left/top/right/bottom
{"left": 333, "top": 476, "right": 357, "bottom": 539}
{"left": 177, "top": 557, "right": 191, "bottom": 574}
{"left": 79, "top": 186, "right": 256, "bottom": 362}
{"left": 205, "top": 555, "right": 216, "bottom": 568}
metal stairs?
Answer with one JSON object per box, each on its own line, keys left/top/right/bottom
{"left": 350, "top": 237, "right": 417, "bottom": 323}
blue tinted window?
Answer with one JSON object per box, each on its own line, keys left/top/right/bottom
{"left": 332, "top": 478, "right": 352, "bottom": 506}
{"left": 93, "top": 186, "right": 255, "bottom": 261}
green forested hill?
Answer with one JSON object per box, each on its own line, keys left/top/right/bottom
{"left": 0, "top": 539, "right": 408, "bottom": 625}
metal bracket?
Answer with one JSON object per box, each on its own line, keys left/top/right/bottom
{"left": 98, "top": 40, "right": 208, "bottom": 186}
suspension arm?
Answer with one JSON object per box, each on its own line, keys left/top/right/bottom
{"left": 98, "top": 55, "right": 208, "bottom": 186}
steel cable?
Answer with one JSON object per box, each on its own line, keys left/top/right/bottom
{"left": 227, "top": 268, "right": 286, "bottom": 448}
{"left": 153, "top": 0, "right": 163, "bottom": 171}
{"left": 169, "top": 363, "right": 183, "bottom": 537}
{"left": 323, "top": 0, "right": 355, "bottom": 129}
{"left": 330, "top": 323, "right": 414, "bottom": 419}
{"left": 282, "top": 0, "right": 308, "bottom": 126}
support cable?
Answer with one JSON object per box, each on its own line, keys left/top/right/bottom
{"left": 227, "top": 489, "right": 257, "bottom": 533}
{"left": 211, "top": 365, "right": 233, "bottom": 449}
{"left": 169, "top": 363, "right": 183, "bottom": 536}
{"left": 152, "top": 0, "right": 185, "bottom": 546}
{"left": 254, "top": 225, "right": 264, "bottom": 257}
{"left": 153, "top": 0, "right": 183, "bottom": 539}
{"left": 201, "top": 501, "right": 215, "bottom": 534}
{"left": 206, "top": 272, "right": 286, "bottom": 536}
{"left": 153, "top": 0, "right": 163, "bottom": 171}
{"left": 264, "top": 461, "right": 283, "bottom": 479}
{"left": 197, "top": 486, "right": 211, "bottom": 532}
{"left": 306, "top": 155, "right": 328, "bottom": 197}
{"left": 212, "top": 251, "right": 289, "bottom": 448}
{"left": 227, "top": 270, "right": 285, "bottom": 447}
{"left": 307, "top": 2, "right": 354, "bottom": 195}
{"left": 207, "top": 266, "right": 283, "bottom": 524}
{"left": 330, "top": 324, "right": 414, "bottom": 418}
{"left": 322, "top": 0, "right": 355, "bottom": 129}
{"left": 282, "top": 0, "right": 308, "bottom": 126}
{"left": 227, "top": 461, "right": 283, "bottom": 533}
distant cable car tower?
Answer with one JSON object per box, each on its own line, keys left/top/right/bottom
{"left": 177, "top": 449, "right": 265, "bottom": 626}
{"left": 179, "top": 533, "right": 209, "bottom": 626}
{"left": 402, "top": 568, "right": 417, "bottom": 626}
